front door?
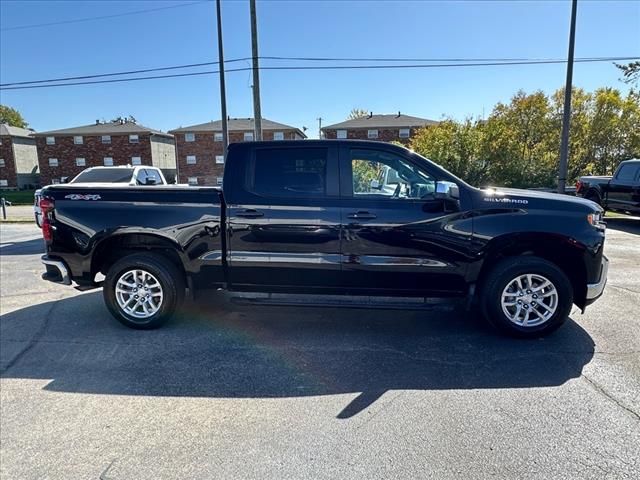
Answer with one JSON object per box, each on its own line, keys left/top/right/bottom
{"left": 226, "top": 144, "right": 342, "bottom": 291}
{"left": 339, "top": 146, "right": 471, "bottom": 296}
{"left": 607, "top": 162, "right": 640, "bottom": 213}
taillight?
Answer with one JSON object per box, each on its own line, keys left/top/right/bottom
{"left": 40, "top": 198, "right": 55, "bottom": 243}
{"left": 575, "top": 180, "right": 582, "bottom": 192}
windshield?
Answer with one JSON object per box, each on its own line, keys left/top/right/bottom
{"left": 71, "top": 168, "right": 133, "bottom": 183}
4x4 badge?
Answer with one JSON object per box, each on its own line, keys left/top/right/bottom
{"left": 64, "top": 194, "right": 101, "bottom": 201}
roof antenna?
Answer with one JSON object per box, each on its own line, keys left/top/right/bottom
{"left": 397, "top": 111, "right": 401, "bottom": 117}
{"left": 368, "top": 111, "right": 373, "bottom": 119}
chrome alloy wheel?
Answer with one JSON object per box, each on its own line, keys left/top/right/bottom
{"left": 115, "top": 269, "right": 164, "bottom": 319}
{"left": 501, "top": 274, "right": 558, "bottom": 327}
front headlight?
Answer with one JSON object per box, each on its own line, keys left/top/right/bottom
{"left": 587, "top": 212, "right": 606, "bottom": 230}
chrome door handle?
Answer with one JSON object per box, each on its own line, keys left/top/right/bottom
{"left": 236, "top": 209, "right": 264, "bottom": 218}
{"left": 347, "top": 211, "right": 376, "bottom": 220}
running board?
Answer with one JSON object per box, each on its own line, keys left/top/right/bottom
{"left": 230, "top": 293, "right": 457, "bottom": 311}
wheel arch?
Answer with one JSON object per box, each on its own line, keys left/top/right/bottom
{"left": 474, "top": 232, "right": 588, "bottom": 309}
{"left": 91, "top": 232, "right": 187, "bottom": 283}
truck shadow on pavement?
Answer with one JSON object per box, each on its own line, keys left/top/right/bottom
{"left": 0, "top": 238, "right": 45, "bottom": 256}
{"left": 605, "top": 216, "right": 640, "bottom": 235}
{"left": 0, "top": 291, "right": 595, "bottom": 419}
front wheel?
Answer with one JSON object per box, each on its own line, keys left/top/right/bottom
{"left": 481, "top": 257, "right": 573, "bottom": 338}
{"left": 103, "top": 253, "right": 185, "bottom": 329}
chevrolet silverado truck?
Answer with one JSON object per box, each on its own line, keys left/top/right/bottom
{"left": 576, "top": 159, "right": 640, "bottom": 215}
{"left": 38, "top": 140, "right": 609, "bottom": 337}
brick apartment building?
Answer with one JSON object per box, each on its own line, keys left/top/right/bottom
{"left": 322, "top": 113, "right": 437, "bottom": 145}
{"left": 0, "top": 124, "right": 39, "bottom": 190}
{"left": 34, "top": 118, "right": 177, "bottom": 185}
{"left": 170, "top": 118, "right": 307, "bottom": 185}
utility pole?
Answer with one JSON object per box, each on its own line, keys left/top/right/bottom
{"left": 216, "top": 0, "right": 229, "bottom": 160}
{"left": 317, "top": 117, "right": 322, "bottom": 139}
{"left": 250, "top": 0, "right": 262, "bottom": 140}
{"left": 558, "top": 0, "right": 578, "bottom": 194}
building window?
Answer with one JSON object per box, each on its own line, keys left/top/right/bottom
{"left": 75, "top": 158, "right": 86, "bottom": 167}
{"left": 46, "top": 136, "right": 55, "bottom": 145}
{"left": 399, "top": 128, "right": 410, "bottom": 138}
{"left": 131, "top": 156, "right": 142, "bottom": 165}
{"left": 74, "top": 136, "right": 83, "bottom": 145}
{"left": 102, "top": 135, "right": 111, "bottom": 144}
{"left": 244, "top": 132, "right": 254, "bottom": 141}
{"left": 188, "top": 177, "right": 198, "bottom": 185}
{"left": 103, "top": 157, "right": 114, "bottom": 166}
{"left": 215, "top": 155, "right": 224, "bottom": 164}
{"left": 129, "top": 134, "right": 139, "bottom": 144}
{"left": 48, "top": 158, "right": 58, "bottom": 167}
{"left": 273, "top": 132, "right": 284, "bottom": 141}
{"left": 186, "top": 155, "right": 197, "bottom": 164}
{"left": 216, "top": 177, "right": 223, "bottom": 185}
{"left": 367, "top": 129, "right": 378, "bottom": 139}
{"left": 0, "top": 179, "right": 7, "bottom": 187}
{"left": 214, "top": 132, "right": 223, "bottom": 142}
{"left": 337, "top": 130, "right": 347, "bottom": 139}
{"left": 0, "top": 159, "right": 4, "bottom": 167}
{"left": 185, "top": 133, "right": 195, "bottom": 142}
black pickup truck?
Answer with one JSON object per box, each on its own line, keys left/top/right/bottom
{"left": 39, "top": 140, "right": 608, "bottom": 337}
{"left": 576, "top": 159, "right": 640, "bottom": 215}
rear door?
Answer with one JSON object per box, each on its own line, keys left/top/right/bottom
{"left": 338, "top": 146, "right": 470, "bottom": 296}
{"left": 607, "top": 162, "right": 640, "bottom": 212}
{"left": 226, "top": 144, "right": 342, "bottom": 291}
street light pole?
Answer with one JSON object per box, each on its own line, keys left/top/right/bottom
{"left": 216, "top": 0, "right": 229, "bottom": 160}
{"left": 250, "top": 0, "right": 262, "bottom": 140}
{"left": 558, "top": 0, "right": 578, "bottom": 194}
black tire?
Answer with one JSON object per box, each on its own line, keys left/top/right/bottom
{"left": 103, "top": 252, "right": 185, "bottom": 330}
{"left": 585, "top": 190, "right": 601, "bottom": 206}
{"left": 480, "top": 256, "right": 573, "bottom": 338}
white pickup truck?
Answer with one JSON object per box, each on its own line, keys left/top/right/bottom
{"left": 34, "top": 166, "right": 168, "bottom": 227}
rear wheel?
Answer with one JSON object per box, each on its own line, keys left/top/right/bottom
{"left": 585, "top": 190, "right": 601, "bottom": 206}
{"left": 481, "top": 257, "right": 573, "bottom": 338}
{"left": 103, "top": 253, "right": 185, "bottom": 329}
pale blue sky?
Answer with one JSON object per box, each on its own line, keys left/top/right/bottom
{"left": 1, "top": 0, "right": 639, "bottom": 137}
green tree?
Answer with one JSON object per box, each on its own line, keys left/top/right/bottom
{"left": 410, "top": 118, "right": 490, "bottom": 186}
{"left": 615, "top": 61, "right": 640, "bottom": 85}
{"left": 348, "top": 108, "right": 369, "bottom": 120}
{"left": 0, "top": 105, "right": 28, "bottom": 128}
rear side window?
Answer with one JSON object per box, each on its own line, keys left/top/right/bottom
{"left": 616, "top": 163, "right": 639, "bottom": 181}
{"left": 249, "top": 148, "right": 327, "bottom": 198}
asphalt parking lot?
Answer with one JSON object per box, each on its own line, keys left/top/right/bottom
{"left": 1, "top": 220, "right": 639, "bottom": 479}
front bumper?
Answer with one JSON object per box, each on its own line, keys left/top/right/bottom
{"left": 41, "top": 255, "right": 71, "bottom": 285}
{"left": 586, "top": 255, "right": 608, "bottom": 302}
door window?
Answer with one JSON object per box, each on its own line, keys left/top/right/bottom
{"left": 350, "top": 149, "right": 435, "bottom": 199}
{"left": 249, "top": 148, "right": 328, "bottom": 198}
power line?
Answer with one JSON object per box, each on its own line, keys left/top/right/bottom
{"left": 0, "top": 58, "right": 252, "bottom": 87}
{"left": 1, "top": 56, "right": 637, "bottom": 91}
{"left": 0, "top": 1, "right": 208, "bottom": 32}
{"left": 2, "top": 55, "right": 638, "bottom": 88}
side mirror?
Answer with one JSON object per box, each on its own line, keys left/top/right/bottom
{"left": 145, "top": 178, "right": 157, "bottom": 185}
{"left": 435, "top": 181, "right": 460, "bottom": 200}
{"left": 370, "top": 179, "right": 381, "bottom": 190}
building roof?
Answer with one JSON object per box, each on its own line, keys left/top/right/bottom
{"left": 170, "top": 118, "right": 307, "bottom": 138}
{"left": 34, "top": 120, "right": 172, "bottom": 138}
{"left": 322, "top": 113, "right": 438, "bottom": 130}
{"left": 0, "top": 123, "right": 35, "bottom": 138}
